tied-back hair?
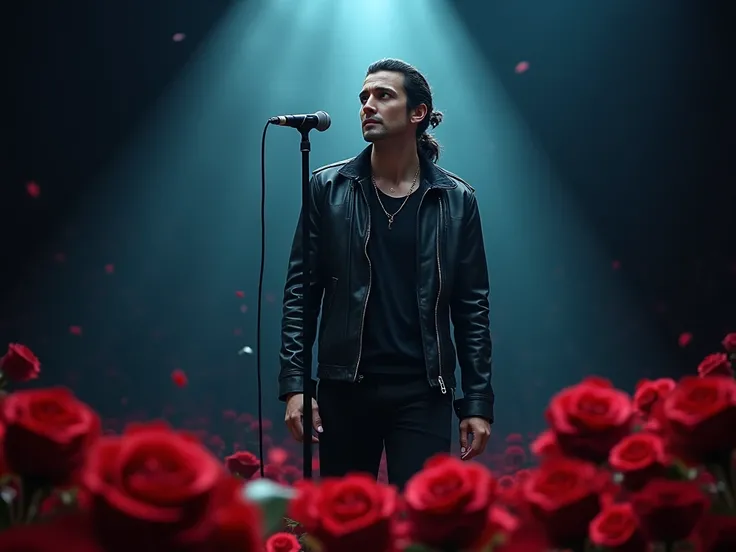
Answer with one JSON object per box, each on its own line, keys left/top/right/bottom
{"left": 366, "top": 58, "right": 444, "bottom": 163}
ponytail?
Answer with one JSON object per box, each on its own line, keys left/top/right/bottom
{"left": 417, "top": 110, "right": 444, "bottom": 163}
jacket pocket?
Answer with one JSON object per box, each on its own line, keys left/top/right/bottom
{"left": 318, "top": 277, "right": 339, "bottom": 356}
{"left": 324, "top": 276, "right": 338, "bottom": 314}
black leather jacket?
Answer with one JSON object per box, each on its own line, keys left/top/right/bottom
{"left": 278, "top": 146, "right": 495, "bottom": 422}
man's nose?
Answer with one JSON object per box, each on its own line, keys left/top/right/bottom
{"left": 362, "top": 103, "right": 377, "bottom": 116}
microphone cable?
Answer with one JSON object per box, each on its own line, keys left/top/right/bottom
{"left": 252, "top": 122, "right": 269, "bottom": 478}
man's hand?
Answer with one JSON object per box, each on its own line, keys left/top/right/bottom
{"left": 284, "top": 393, "right": 323, "bottom": 443}
{"left": 459, "top": 417, "right": 491, "bottom": 460}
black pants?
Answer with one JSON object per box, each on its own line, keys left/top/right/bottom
{"left": 317, "top": 373, "right": 453, "bottom": 490}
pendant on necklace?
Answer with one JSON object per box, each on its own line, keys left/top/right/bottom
{"left": 388, "top": 215, "right": 394, "bottom": 230}
{"left": 389, "top": 187, "right": 395, "bottom": 193}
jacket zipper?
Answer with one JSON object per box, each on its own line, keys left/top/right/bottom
{"left": 435, "top": 196, "right": 445, "bottom": 394}
{"left": 353, "top": 180, "right": 372, "bottom": 382}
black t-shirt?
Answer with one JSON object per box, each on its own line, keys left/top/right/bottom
{"left": 360, "top": 179, "right": 427, "bottom": 375}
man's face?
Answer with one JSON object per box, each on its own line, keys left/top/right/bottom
{"left": 359, "top": 70, "right": 425, "bottom": 143}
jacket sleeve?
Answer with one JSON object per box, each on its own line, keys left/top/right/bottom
{"left": 450, "top": 192, "right": 495, "bottom": 423}
{"left": 278, "top": 175, "right": 324, "bottom": 401}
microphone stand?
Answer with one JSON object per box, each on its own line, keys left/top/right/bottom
{"left": 299, "top": 128, "right": 314, "bottom": 479}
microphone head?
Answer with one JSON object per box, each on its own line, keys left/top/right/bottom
{"left": 315, "top": 111, "right": 331, "bottom": 132}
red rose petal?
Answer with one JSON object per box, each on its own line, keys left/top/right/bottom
{"left": 515, "top": 61, "right": 529, "bottom": 74}
{"left": 171, "top": 369, "right": 188, "bottom": 387}
{"left": 26, "top": 181, "right": 40, "bottom": 198}
{"left": 678, "top": 332, "right": 693, "bottom": 347}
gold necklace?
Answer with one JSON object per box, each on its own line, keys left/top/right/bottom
{"left": 371, "top": 165, "right": 420, "bottom": 230}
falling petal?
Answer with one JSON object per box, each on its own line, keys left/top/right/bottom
{"left": 69, "top": 326, "right": 83, "bottom": 335}
{"left": 172, "top": 33, "right": 186, "bottom": 42}
{"left": 172, "top": 369, "right": 188, "bottom": 387}
{"left": 514, "top": 61, "right": 529, "bottom": 74}
{"left": 268, "top": 447, "right": 289, "bottom": 465}
{"left": 678, "top": 332, "right": 693, "bottom": 347}
{"left": 26, "top": 181, "right": 40, "bottom": 198}
{"left": 104, "top": 264, "right": 115, "bottom": 274}
{"left": 235, "top": 290, "right": 245, "bottom": 298}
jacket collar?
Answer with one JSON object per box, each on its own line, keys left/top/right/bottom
{"left": 338, "top": 145, "right": 456, "bottom": 189}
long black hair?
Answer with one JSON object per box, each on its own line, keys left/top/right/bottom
{"left": 366, "top": 58, "right": 444, "bottom": 163}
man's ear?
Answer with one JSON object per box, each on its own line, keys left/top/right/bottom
{"left": 410, "top": 103, "right": 428, "bottom": 125}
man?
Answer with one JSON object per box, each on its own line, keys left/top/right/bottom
{"left": 279, "top": 58, "right": 494, "bottom": 489}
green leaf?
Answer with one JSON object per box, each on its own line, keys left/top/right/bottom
{"left": 667, "top": 460, "right": 696, "bottom": 481}
{"left": 284, "top": 516, "right": 301, "bottom": 529}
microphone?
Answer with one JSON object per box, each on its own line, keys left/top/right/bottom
{"left": 269, "top": 111, "right": 331, "bottom": 132}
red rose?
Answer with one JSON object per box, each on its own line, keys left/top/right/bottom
{"left": 698, "top": 353, "right": 734, "bottom": 378}
{"left": 82, "top": 421, "right": 227, "bottom": 551}
{"left": 494, "top": 471, "right": 529, "bottom": 508}
{"left": 630, "top": 479, "right": 709, "bottom": 542}
{"left": 545, "top": 379, "right": 634, "bottom": 463}
{"left": 207, "top": 477, "right": 263, "bottom": 552}
{"left": 1, "top": 387, "right": 100, "bottom": 485}
{"left": 521, "top": 457, "right": 608, "bottom": 549}
{"left": 661, "top": 376, "right": 736, "bottom": 459}
{"left": 265, "top": 532, "right": 301, "bottom": 552}
{"left": 583, "top": 376, "right": 616, "bottom": 388}
{"left": 697, "top": 513, "right": 736, "bottom": 552}
{"left": 608, "top": 433, "right": 668, "bottom": 491}
{"left": 633, "top": 378, "right": 676, "bottom": 416}
{"left": 514, "top": 468, "right": 531, "bottom": 485}
{"left": 529, "top": 429, "right": 561, "bottom": 458}
{"left": 722, "top": 332, "right": 736, "bottom": 353}
{"left": 505, "top": 433, "right": 524, "bottom": 444}
{"left": 497, "top": 475, "right": 513, "bottom": 489}
{"left": 225, "top": 451, "right": 261, "bottom": 479}
{"left": 262, "top": 463, "right": 284, "bottom": 483}
{"left": 404, "top": 455, "right": 497, "bottom": 550}
{"left": 589, "top": 502, "right": 648, "bottom": 552}
{"left": 502, "top": 445, "right": 526, "bottom": 473}
{"left": 289, "top": 474, "right": 397, "bottom": 552}
{"left": 0, "top": 343, "right": 41, "bottom": 382}
{"left": 0, "top": 513, "right": 104, "bottom": 552}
